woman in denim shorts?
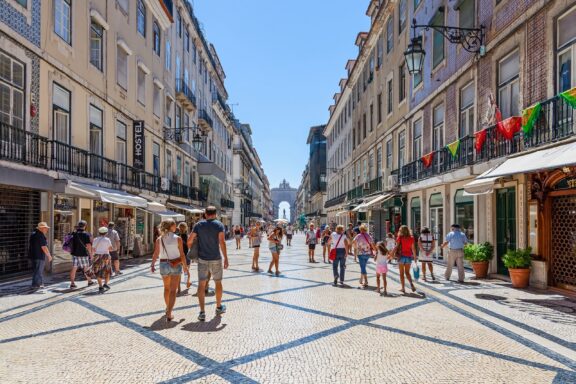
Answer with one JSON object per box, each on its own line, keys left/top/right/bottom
{"left": 396, "top": 225, "right": 417, "bottom": 294}
{"left": 267, "top": 226, "right": 283, "bottom": 276}
{"left": 150, "top": 219, "right": 189, "bottom": 322}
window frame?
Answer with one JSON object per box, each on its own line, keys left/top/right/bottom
{"left": 432, "top": 104, "right": 445, "bottom": 151}
{"left": 386, "top": 17, "right": 394, "bottom": 53}
{"left": 137, "top": 0, "right": 146, "bottom": 37}
{"left": 459, "top": 82, "right": 475, "bottom": 137}
{"left": 497, "top": 49, "right": 520, "bottom": 119}
{"left": 52, "top": 82, "right": 71, "bottom": 143}
{"left": 412, "top": 118, "right": 423, "bottom": 160}
{"left": 89, "top": 104, "right": 103, "bottom": 156}
{"left": 54, "top": 0, "right": 72, "bottom": 45}
{"left": 89, "top": 22, "right": 104, "bottom": 71}
{"left": 153, "top": 21, "right": 161, "bottom": 56}
{"left": 116, "top": 45, "right": 128, "bottom": 90}
{"left": 432, "top": 10, "right": 445, "bottom": 68}
{"left": 115, "top": 120, "right": 127, "bottom": 164}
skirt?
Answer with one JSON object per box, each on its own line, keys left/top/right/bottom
{"left": 419, "top": 251, "right": 434, "bottom": 262}
{"left": 91, "top": 254, "right": 111, "bottom": 278}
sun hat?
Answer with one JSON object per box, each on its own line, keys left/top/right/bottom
{"left": 98, "top": 226, "right": 109, "bottom": 234}
{"left": 37, "top": 222, "right": 50, "bottom": 229}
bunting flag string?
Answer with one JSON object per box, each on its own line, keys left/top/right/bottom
{"left": 421, "top": 152, "right": 434, "bottom": 168}
{"left": 521, "top": 103, "right": 541, "bottom": 137}
{"left": 496, "top": 116, "right": 522, "bottom": 140}
{"left": 446, "top": 139, "right": 460, "bottom": 159}
{"left": 474, "top": 129, "right": 487, "bottom": 153}
{"left": 559, "top": 86, "right": 576, "bottom": 109}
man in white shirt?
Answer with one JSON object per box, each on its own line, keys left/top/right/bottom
{"left": 106, "top": 222, "right": 122, "bottom": 276}
{"left": 285, "top": 224, "right": 294, "bottom": 246}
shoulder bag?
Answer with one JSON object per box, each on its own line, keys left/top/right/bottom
{"left": 186, "top": 236, "right": 199, "bottom": 263}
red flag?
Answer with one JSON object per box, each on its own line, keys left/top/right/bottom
{"left": 474, "top": 129, "right": 487, "bottom": 153}
{"left": 421, "top": 152, "right": 434, "bottom": 168}
{"left": 495, "top": 106, "right": 502, "bottom": 124}
{"left": 497, "top": 116, "right": 522, "bottom": 140}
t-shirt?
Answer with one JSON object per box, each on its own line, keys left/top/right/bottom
{"left": 180, "top": 232, "right": 189, "bottom": 255}
{"left": 105, "top": 229, "right": 120, "bottom": 251}
{"left": 286, "top": 227, "right": 293, "bottom": 235}
{"left": 376, "top": 250, "right": 388, "bottom": 265}
{"left": 92, "top": 236, "right": 112, "bottom": 255}
{"left": 71, "top": 230, "right": 91, "bottom": 257}
{"left": 306, "top": 230, "right": 317, "bottom": 244}
{"left": 445, "top": 230, "right": 468, "bottom": 249}
{"left": 354, "top": 233, "right": 373, "bottom": 255}
{"left": 29, "top": 230, "right": 47, "bottom": 260}
{"left": 331, "top": 232, "right": 346, "bottom": 249}
{"left": 193, "top": 219, "right": 224, "bottom": 261}
{"left": 397, "top": 235, "right": 415, "bottom": 257}
{"left": 385, "top": 238, "right": 397, "bottom": 252}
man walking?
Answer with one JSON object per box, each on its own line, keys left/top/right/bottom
{"left": 106, "top": 222, "right": 122, "bottom": 276}
{"left": 285, "top": 224, "right": 294, "bottom": 246}
{"left": 305, "top": 223, "right": 318, "bottom": 263}
{"left": 188, "top": 206, "right": 229, "bottom": 322}
{"left": 70, "top": 220, "right": 94, "bottom": 289}
{"left": 442, "top": 224, "right": 469, "bottom": 283}
{"left": 29, "top": 222, "right": 52, "bottom": 289}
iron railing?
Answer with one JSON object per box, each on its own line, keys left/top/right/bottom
{"left": 220, "top": 197, "right": 235, "bottom": 208}
{"left": 0, "top": 122, "right": 48, "bottom": 168}
{"left": 175, "top": 78, "right": 197, "bottom": 107}
{"left": 198, "top": 109, "right": 213, "bottom": 128}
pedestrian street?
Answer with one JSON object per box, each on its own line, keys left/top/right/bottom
{"left": 0, "top": 234, "right": 575, "bottom": 384}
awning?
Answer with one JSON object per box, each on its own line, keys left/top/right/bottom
{"left": 353, "top": 193, "right": 394, "bottom": 212}
{"left": 147, "top": 201, "right": 167, "bottom": 212}
{"left": 463, "top": 168, "right": 500, "bottom": 196}
{"left": 66, "top": 182, "right": 148, "bottom": 208}
{"left": 478, "top": 140, "right": 576, "bottom": 179}
{"left": 148, "top": 209, "right": 185, "bottom": 222}
{"left": 167, "top": 202, "right": 204, "bottom": 214}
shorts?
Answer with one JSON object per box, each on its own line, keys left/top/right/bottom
{"left": 399, "top": 256, "right": 413, "bottom": 265}
{"left": 308, "top": 244, "right": 316, "bottom": 250}
{"left": 253, "top": 245, "right": 260, "bottom": 248}
{"left": 110, "top": 250, "right": 119, "bottom": 261}
{"left": 286, "top": 234, "right": 293, "bottom": 239}
{"left": 235, "top": 235, "right": 241, "bottom": 239}
{"left": 198, "top": 259, "right": 223, "bottom": 281}
{"left": 376, "top": 264, "right": 388, "bottom": 274}
{"left": 159, "top": 261, "right": 182, "bottom": 276}
{"left": 72, "top": 256, "right": 90, "bottom": 269}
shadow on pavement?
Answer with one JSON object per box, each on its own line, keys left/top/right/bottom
{"left": 146, "top": 317, "right": 185, "bottom": 331}
{"left": 180, "top": 316, "right": 227, "bottom": 332}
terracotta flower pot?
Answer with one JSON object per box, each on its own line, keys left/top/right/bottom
{"left": 508, "top": 268, "right": 530, "bottom": 288}
{"left": 471, "top": 261, "right": 489, "bottom": 279}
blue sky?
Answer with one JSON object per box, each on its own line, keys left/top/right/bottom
{"left": 192, "top": 0, "right": 369, "bottom": 189}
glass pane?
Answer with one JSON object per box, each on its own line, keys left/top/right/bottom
{"left": 558, "top": 7, "right": 576, "bottom": 48}
{"left": 511, "top": 81, "right": 520, "bottom": 116}
{"left": 433, "top": 105, "right": 444, "bottom": 125}
{"left": 430, "top": 192, "right": 442, "bottom": 207}
{"left": 454, "top": 189, "right": 473, "bottom": 204}
{"left": 0, "top": 54, "right": 11, "bottom": 83}
{"left": 0, "top": 84, "right": 10, "bottom": 116}
{"left": 498, "top": 51, "right": 519, "bottom": 85}
{"left": 54, "top": 110, "right": 69, "bottom": 143}
{"left": 89, "top": 105, "right": 102, "bottom": 127}
{"left": 411, "top": 197, "right": 420, "bottom": 208}
{"left": 460, "top": 83, "right": 474, "bottom": 108}
{"left": 413, "top": 119, "right": 422, "bottom": 137}
{"left": 432, "top": 12, "right": 445, "bottom": 67}
{"left": 116, "top": 120, "right": 126, "bottom": 139}
{"left": 12, "top": 62, "right": 23, "bottom": 88}
{"left": 459, "top": 0, "right": 475, "bottom": 29}
{"left": 53, "top": 84, "right": 70, "bottom": 110}
{"left": 559, "top": 49, "right": 572, "bottom": 92}
{"left": 12, "top": 89, "right": 23, "bottom": 126}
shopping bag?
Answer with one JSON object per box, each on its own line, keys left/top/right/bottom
{"left": 411, "top": 261, "right": 420, "bottom": 280}
{"left": 329, "top": 249, "right": 337, "bottom": 261}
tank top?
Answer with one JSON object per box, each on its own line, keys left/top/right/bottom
{"left": 160, "top": 233, "right": 180, "bottom": 260}
{"left": 420, "top": 233, "right": 434, "bottom": 252}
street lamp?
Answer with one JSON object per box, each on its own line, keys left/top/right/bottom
{"left": 404, "top": 17, "right": 485, "bottom": 76}
{"left": 192, "top": 131, "right": 204, "bottom": 152}
{"left": 163, "top": 124, "right": 207, "bottom": 152}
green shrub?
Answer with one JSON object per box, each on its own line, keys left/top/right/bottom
{"left": 502, "top": 247, "right": 532, "bottom": 269}
{"left": 464, "top": 242, "right": 494, "bottom": 262}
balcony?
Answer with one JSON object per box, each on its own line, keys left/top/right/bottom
{"left": 198, "top": 109, "right": 213, "bottom": 131}
{"left": 398, "top": 94, "right": 575, "bottom": 185}
{"left": 346, "top": 176, "right": 382, "bottom": 201}
{"left": 175, "top": 79, "right": 197, "bottom": 111}
{"left": 220, "top": 197, "right": 235, "bottom": 209}
{"left": 169, "top": 181, "right": 206, "bottom": 201}
{"left": 0, "top": 122, "right": 48, "bottom": 168}
{"left": 324, "top": 193, "right": 346, "bottom": 208}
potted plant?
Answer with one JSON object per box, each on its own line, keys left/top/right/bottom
{"left": 502, "top": 247, "right": 532, "bottom": 288}
{"left": 464, "top": 242, "right": 493, "bottom": 279}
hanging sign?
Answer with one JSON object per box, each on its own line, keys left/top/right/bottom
{"left": 133, "top": 120, "right": 145, "bottom": 170}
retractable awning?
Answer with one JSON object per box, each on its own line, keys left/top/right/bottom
{"left": 66, "top": 182, "right": 148, "bottom": 208}
{"left": 167, "top": 202, "right": 204, "bottom": 214}
{"left": 477, "top": 140, "right": 576, "bottom": 179}
{"left": 353, "top": 193, "right": 394, "bottom": 212}
{"left": 463, "top": 168, "right": 500, "bottom": 196}
{"left": 147, "top": 209, "right": 185, "bottom": 222}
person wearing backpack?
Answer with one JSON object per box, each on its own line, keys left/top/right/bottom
{"left": 69, "top": 220, "right": 94, "bottom": 289}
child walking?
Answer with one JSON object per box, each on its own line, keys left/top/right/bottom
{"left": 375, "top": 242, "right": 389, "bottom": 296}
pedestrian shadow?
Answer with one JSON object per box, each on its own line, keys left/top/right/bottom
{"left": 191, "top": 291, "right": 216, "bottom": 297}
{"left": 145, "top": 317, "right": 185, "bottom": 331}
{"left": 337, "top": 283, "right": 353, "bottom": 289}
{"left": 181, "top": 316, "right": 227, "bottom": 332}
{"left": 403, "top": 292, "right": 426, "bottom": 299}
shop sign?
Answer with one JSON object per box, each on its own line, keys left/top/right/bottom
{"left": 133, "top": 120, "right": 145, "bottom": 170}
{"left": 54, "top": 198, "right": 77, "bottom": 210}
{"left": 554, "top": 177, "right": 576, "bottom": 191}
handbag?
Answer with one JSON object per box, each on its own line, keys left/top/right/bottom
{"left": 329, "top": 234, "right": 344, "bottom": 261}
{"left": 411, "top": 261, "right": 420, "bottom": 280}
{"left": 187, "top": 237, "right": 199, "bottom": 263}
{"left": 161, "top": 237, "right": 182, "bottom": 268}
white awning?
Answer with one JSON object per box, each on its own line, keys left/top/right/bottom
{"left": 478, "top": 141, "right": 576, "bottom": 179}
{"left": 66, "top": 182, "right": 148, "bottom": 208}
{"left": 147, "top": 201, "right": 167, "bottom": 212}
{"left": 148, "top": 209, "right": 185, "bottom": 222}
{"left": 167, "top": 202, "right": 204, "bottom": 214}
{"left": 353, "top": 193, "right": 394, "bottom": 212}
{"left": 463, "top": 168, "right": 500, "bottom": 196}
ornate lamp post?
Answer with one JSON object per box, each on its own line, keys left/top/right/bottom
{"left": 163, "top": 124, "right": 207, "bottom": 152}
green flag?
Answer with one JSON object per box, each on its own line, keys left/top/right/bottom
{"left": 522, "top": 102, "right": 541, "bottom": 137}
{"left": 560, "top": 86, "right": 576, "bottom": 108}
{"left": 446, "top": 139, "right": 460, "bottom": 159}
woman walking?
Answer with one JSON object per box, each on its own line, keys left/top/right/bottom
{"left": 251, "top": 223, "right": 262, "bottom": 271}
{"left": 234, "top": 226, "right": 242, "bottom": 249}
{"left": 91, "top": 227, "right": 113, "bottom": 294}
{"left": 396, "top": 225, "right": 417, "bottom": 293}
{"left": 267, "top": 226, "right": 283, "bottom": 276}
{"left": 353, "top": 225, "right": 375, "bottom": 288}
{"left": 418, "top": 227, "right": 435, "bottom": 281}
{"left": 321, "top": 227, "right": 332, "bottom": 263}
{"left": 331, "top": 225, "right": 349, "bottom": 286}
{"left": 150, "top": 219, "right": 189, "bottom": 322}
{"left": 178, "top": 222, "right": 192, "bottom": 293}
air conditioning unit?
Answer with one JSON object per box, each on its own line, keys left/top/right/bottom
{"left": 387, "top": 174, "right": 398, "bottom": 190}
{"left": 363, "top": 182, "right": 370, "bottom": 190}
{"left": 161, "top": 177, "right": 170, "bottom": 191}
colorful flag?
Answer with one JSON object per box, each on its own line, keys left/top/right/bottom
{"left": 446, "top": 139, "right": 460, "bottom": 159}
{"left": 421, "top": 152, "right": 434, "bottom": 168}
{"left": 497, "top": 116, "right": 522, "bottom": 140}
{"left": 560, "top": 86, "right": 576, "bottom": 109}
{"left": 521, "top": 103, "right": 541, "bottom": 137}
{"left": 474, "top": 129, "right": 487, "bottom": 153}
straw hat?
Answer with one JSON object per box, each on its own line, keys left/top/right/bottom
{"left": 37, "top": 222, "right": 50, "bottom": 229}
{"left": 98, "top": 226, "right": 109, "bottom": 234}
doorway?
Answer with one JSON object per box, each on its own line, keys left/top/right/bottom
{"left": 551, "top": 195, "right": 576, "bottom": 290}
{"left": 429, "top": 193, "right": 443, "bottom": 260}
{"left": 496, "top": 187, "right": 516, "bottom": 275}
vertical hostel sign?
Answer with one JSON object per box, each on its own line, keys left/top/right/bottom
{"left": 133, "top": 120, "right": 145, "bottom": 170}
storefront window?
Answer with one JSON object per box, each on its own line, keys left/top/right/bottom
{"left": 411, "top": 197, "right": 421, "bottom": 237}
{"left": 93, "top": 201, "right": 111, "bottom": 235}
{"left": 429, "top": 193, "right": 444, "bottom": 259}
{"left": 114, "top": 207, "right": 135, "bottom": 252}
{"left": 528, "top": 202, "right": 538, "bottom": 255}
{"left": 53, "top": 195, "right": 78, "bottom": 264}
{"left": 454, "top": 189, "right": 474, "bottom": 242}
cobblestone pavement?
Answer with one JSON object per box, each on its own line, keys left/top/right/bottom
{"left": 1, "top": 234, "right": 575, "bottom": 383}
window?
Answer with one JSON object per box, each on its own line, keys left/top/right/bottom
{"left": 90, "top": 23, "right": 103, "bottom": 71}
{"left": 432, "top": 10, "right": 445, "bottom": 68}
{"left": 54, "top": 0, "right": 71, "bottom": 44}
{"left": 369, "top": 104, "right": 374, "bottom": 132}
{"left": 165, "top": 40, "right": 171, "bottom": 70}
{"left": 413, "top": 118, "right": 423, "bottom": 160}
{"left": 497, "top": 50, "right": 520, "bottom": 118}
{"left": 165, "top": 149, "right": 172, "bottom": 178}
{"left": 386, "top": 17, "right": 394, "bottom": 53}
{"left": 377, "top": 36, "right": 383, "bottom": 68}
{"left": 175, "top": 55, "right": 180, "bottom": 78}
{"left": 398, "top": 131, "right": 406, "bottom": 168}
{"left": 460, "top": 82, "right": 475, "bottom": 137}
{"left": 116, "top": 120, "right": 127, "bottom": 164}
{"left": 557, "top": 7, "right": 576, "bottom": 92}
{"left": 387, "top": 79, "right": 393, "bottom": 114}
{"left": 117, "top": 0, "right": 128, "bottom": 14}
{"left": 137, "top": 68, "right": 146, "bottom": 105}
{"left": 433, "top": 104, "right": 444, "bottom": 151}
{"left": 399, "top": 64, "right": 406, "bottom": 102}
{"left": 458, "top": 0, "right": 475, "bottom": 30}
{"left": 176, "top": 11, "right": 182, "bottom": 37}
{"left": 0, "top": 53, "right": 25, "bottom": 129}
{"left": 176, "top": 155, "right": 182, "bottom": 182}
{"left": 153, "top": 84, "right": 161, "bottom": 117}
{"left": 369, "top": 54, "right": 374, "bottom": 81}
{"left": 89, "top": 104, "right": 103, "bottom": 156}
{"left": 137, "top": 0, "right": 146, "bottom": 37}
{"left": 376, "top": 147, "right": 382, "bottom": 176}
{"left": 386, "top": 139, "right": 392, "bottom": 168}
{"left": 14, "top": 0, "right": 27, "bottom": 7}
{"left": 399, "top": 0, "right": 407, "bottom": 33}
{"left": 153, "top": 142, "right": 160, "bottom": 176}
{"left": 153, "top": 22, "right": 161, "bottom": 56}
{"left": 411, "top": 197, "right": 421, "bottom": 237}
{"left": 377, "top": 92, "right": 382, "bottom": 123}
{"left": 362, "top": 113, "right": 367, "bottom": 138}
{"left": 185, "top": 29, "right": 190, "bottom": 52}
{"left": 117, "top": 46, "right": 128, "bottom": 90}
{"left": 52, "top": 83, "right": 70, "bottom": 143}
{"left": 414, "top": 0, "right": 422, "bottom": 9}
{"left": 454, "top": 189, "right": 474, "bottom": 242}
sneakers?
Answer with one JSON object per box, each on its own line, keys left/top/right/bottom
{"left": 87, "top": 281, "right": 95, "bottom": 287}
{"left": 98, "top": 287, "right": 105, "bottom": 294}
{"left": 216, "top": 305, "right": 226, "bottom": 315}
{"left": 198, "top": 311, "right": 206, "bottom": 322}
{"left": 103, "top": 284, "right": 111, "bottom": 291}
{"left": 116, "top": 271, "right": 123, "bottom": 275}
{"left": 69, "top": 283, "right": 77, "bottom": 289}
{"left": 333, "top": 278, "right": 338, "bottom": 286}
